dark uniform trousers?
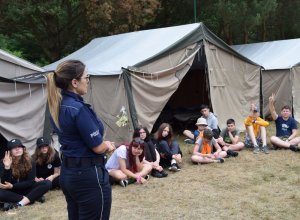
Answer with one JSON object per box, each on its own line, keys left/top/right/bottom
{"left": 60, "top": 158, "right": 111, "bottom": 220}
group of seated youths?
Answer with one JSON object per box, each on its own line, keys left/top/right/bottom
{"left": 106, "top": 94, "right": 300, "bottom": 187}
{"left": 184, "top": 95, "right": 300, "bottom": 159}
{"left": 0, "top": 136, "right": 61, "bottom": 211}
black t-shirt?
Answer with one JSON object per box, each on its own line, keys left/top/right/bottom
{"left": 36, "top": 152, "right": 61, "bottom": 179}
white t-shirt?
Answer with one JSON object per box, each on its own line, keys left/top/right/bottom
{"left": 105, "top": 145, "right": 128, "bottom": 171}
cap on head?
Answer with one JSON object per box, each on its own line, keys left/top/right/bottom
{"left": 36, "top": 137, "right": 50, "bottom": 148}
{"left": 253, "top": 106, "right": 259, "bottom": 112}
{"left": 195, "top": 118, "right": 208, "bottom": 126}
{"left": 7, "top": 139, "right": 25, "bottom": 150}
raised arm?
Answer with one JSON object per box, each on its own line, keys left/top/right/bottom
{"left": 269, "top": 93, "right": 278, "bottom": 120}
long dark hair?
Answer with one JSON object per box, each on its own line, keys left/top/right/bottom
{"left": 127, "top": 138, "right": 145, "bottom": 173}
{"left": 32, "top": 145, "right": 56, "bottom": 166}
{"left": 133, "top": 125, "right": 150, "bottom": 142}
{"left": 11, "top": 149, "right": 32, "bottom": 179}
{"left": 155, "top": 123, "right": 173, "bottom": 146}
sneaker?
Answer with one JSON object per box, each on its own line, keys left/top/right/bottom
{"left": 184, "top": 138, "right": 194, "bottom": 144}
{"left": 168, "top": 163, "right": 179, "bottom": 172}
{"left": 3, "top": 203, "right": 20, "bottom": 211}
{"left": 253, "top": 145, "right": 260, "bottom": 154}
{"left": 175, "top": 163, "right": 181, "bottom": 171}
{"left": 261, "top": 145, "right": 269, "bottom": 154}
{"left": 151, "top": 170, "right": 163, "bottom": 178}
{"left": 37, "top": 196, "right": 45, "bottom": 203}
{"left": 227, "top": 149, "right": 238, "bottom": 157}
{"left": 216, "top": 158, "right": 225, "bottom": 163}
{"left": 119, "top": 179, "right": 128, "bottom": 187}
{"left": 160, "top": 170, "right": 168, "bottom": 178}
{"left": 290, "top": 144, "right": 299, "bottom": 152}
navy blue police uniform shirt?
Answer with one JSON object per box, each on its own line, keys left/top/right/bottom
{"left": 50, "top": 90, "right": 105, "bottom": 158}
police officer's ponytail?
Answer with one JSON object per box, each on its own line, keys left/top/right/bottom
{"left": 47, "top": 71, "right": 62, "bottom": 129}
{"left": 47, "top": 60, "right": 86, "bottom": 129}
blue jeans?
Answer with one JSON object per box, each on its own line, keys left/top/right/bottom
{"left": 60, "top": 164, "right": 112, "bottom": 220}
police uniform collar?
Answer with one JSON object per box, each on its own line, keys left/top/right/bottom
{"left": 62, "top": 90, "right": 84, "bottom": 101}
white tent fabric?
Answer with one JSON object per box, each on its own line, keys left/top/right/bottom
{"left": 232, "top": 39, "right": 300, "bottom": 118}
{"left": 45, "top": 23, "right": 201, "bottom": 75}
{"left": 232, "top": 39, "right": 300, "bottom": 70}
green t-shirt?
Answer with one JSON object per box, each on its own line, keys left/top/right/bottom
{"left": 220, "top": 128, "right": 240, "bottom": 144}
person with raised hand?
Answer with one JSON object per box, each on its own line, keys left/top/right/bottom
{"left": 0, "top": 139, "right": 51, "bottom": 211}
{"left": 244, "top": 103, "right": 269, "bottom": 154}
{"left": 269, "top": 93, "right": 300, "bottom": 152}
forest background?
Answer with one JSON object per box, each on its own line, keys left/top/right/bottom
{"left": 0, "top": 0, "right": 299, "bottom": 66}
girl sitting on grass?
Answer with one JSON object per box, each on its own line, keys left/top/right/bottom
{"left": 132, "top": 126, "right": 168, "bottom": 178}
{"left": 155, "top": 123, "right": 182, "bottom": 172}
{"left": 191, "top": 129, "right": 227, "bottom": 164}
{"left": 105, "top": 138, "right": 152, "bottom": 187}
{"left": 0, "top": 139, "right": 51, "bottom": 211}
{"left": 32, "top": 137, "right": 61, "bottom": 190}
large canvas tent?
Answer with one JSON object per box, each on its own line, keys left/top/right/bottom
{"left": 232, "top": 39, "right": 300, "bottom": 121}
{"left": 0, "top": 49, "right": 46, "bottom": 154}
{"left": 45, "top": 23, "right": 261, "bottom": 143}
{"left": 0, "top": 49, "right": 43, "bottom": 78}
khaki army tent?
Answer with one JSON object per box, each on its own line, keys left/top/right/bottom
{"left": 45, "top": 22, "right": 261, "bottom": 143}
{"left": 232, "top": 39, "right": 300, "bottom": 121}
{"left": 0, "top": 49, "right": 46, "bottom": 154}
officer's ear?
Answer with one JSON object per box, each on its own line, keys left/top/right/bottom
{"left": 71, "top": 78, "right": 78, "bottom": 88}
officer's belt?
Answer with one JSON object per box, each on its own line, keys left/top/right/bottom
{"left": 62, "top": 156, "right": 105, "bottom": 168}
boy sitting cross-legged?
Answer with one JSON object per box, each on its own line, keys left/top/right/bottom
{"left": 217, "top": 118, "right": 245, "bottom": 157}
{"left": 191, "top": 128, "right": 227, "bottom": 164}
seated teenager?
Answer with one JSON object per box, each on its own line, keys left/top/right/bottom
{"left": 191, "top": 129, "right": 227, "bottom": 164}
{"left": 183, "top": 118, "right": 209, "bottom": 144}
{"left": 32, "top": 137, "right": 61, "bottom": 190}
{"left": 244, "top": 104, "right": 269, "bottom": 154}
{"left": 269, "top": 93, "right": 300, "bottom": 151}
{"left": 217, "top": 119, "right": 245, "bottom": 157}
{"left": 133, "top": 126, "right": 168, "bottom": 178}
{"left": 0, "top": 139, "right": 51, "bottom": 211}
{"left": 155, "top": 123, "right": 182, "bottom": 172}
{"left": 105, "top": 138, "right": 152, "bottom": 187}
{"left": 200, "top": 105, "right": 220, "bottom": 139}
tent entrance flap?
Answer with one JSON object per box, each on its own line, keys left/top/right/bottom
{"left": 152, "top": 48, "right": 209, "bottom": 132}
